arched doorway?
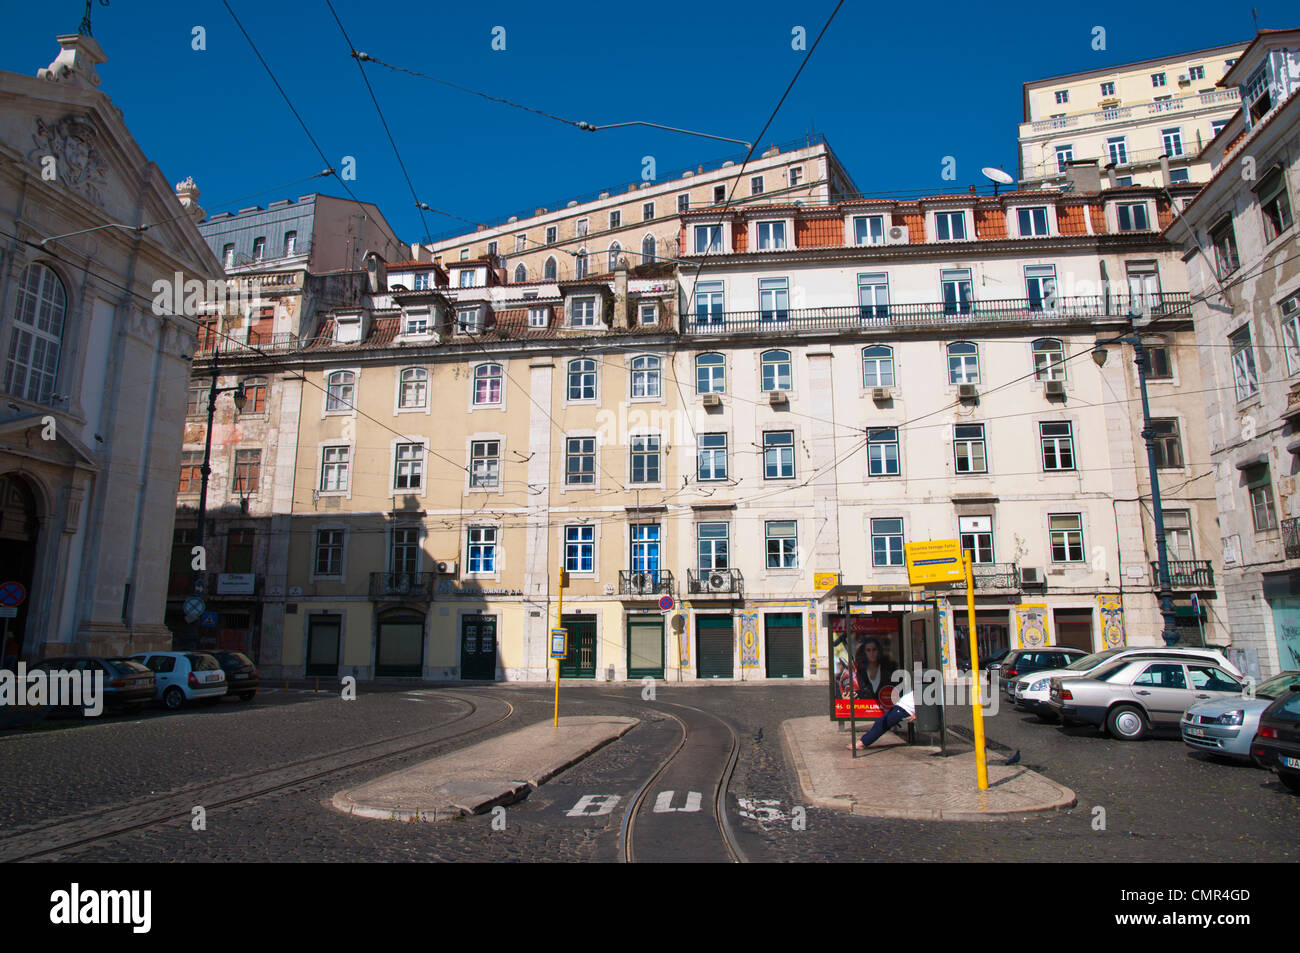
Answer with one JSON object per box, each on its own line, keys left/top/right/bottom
{"left": 0, "top": 473, "right": 40, "bottom": 665}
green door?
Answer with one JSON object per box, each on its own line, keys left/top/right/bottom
{"left": 696, "top": 615, "right": 734, "bottom": 678}
{"left": 460, "top": 615, "right": 498, "bottom": 680}
{"left": 560, "top": 616, "right": 596, "bottom": 678}
{"left": 627, "top": 617, "right": 664, "bottom": 679}
{"left": 764, "top": 613, "right": 804, "bottom": 678}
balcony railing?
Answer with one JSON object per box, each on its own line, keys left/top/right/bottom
{"left": 971, "top": 563, "right": 1020, "bottom": 590}
{"left": 1284, "top": 518, "right": 1300, "bottom": 560}
{"left": 686, "top": 568, "right": 744, "bottom": 596}
{"left": 1024, "top": 88, "right": 1239, "bottom": 133}
{"left": 618, "top": 569, "right": 674, "bottom": 597}
{"left": 682, "top": 293, "right": 1191, "bottom": 336}
{"left": 1149, "top": 560, "right": 1215, "bottom": 589}
{"left": 369, "top": 572, "right": 436, "bottom": 600}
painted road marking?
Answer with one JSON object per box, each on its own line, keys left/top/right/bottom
{"left": 653, "top": 790, "right": 702, "bottom": 813}
{"left": 565, "top": 795, "right": 621, "bottom": 817}
{"left": 737, "top": 797, "right": 787, "bottom": 822}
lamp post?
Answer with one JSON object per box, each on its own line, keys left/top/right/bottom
{"left": 1091, "top": 316, "right": 1180, "bottom": 647}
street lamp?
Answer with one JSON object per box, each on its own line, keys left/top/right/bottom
{"left": 1091, "top": 316, "right": 1180, "bottom": 647}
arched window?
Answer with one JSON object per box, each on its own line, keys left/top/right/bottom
{"left": 544, "top": 256, "right": 558, "bottom": 280}
{"left": 1032, "top": 338, "right": 1065, "bottom": 381}
{"left": 568, "top": 358, "right": 596, "bottom": 401}
{"left": 239, "top": 376, "right": 268, "bottom": 414}
{"left": 862, "top": 346, "right": 894, "bottom": 388}
{"left": 4, "top": 263, "right": 67, "bottom": 404}
{"left": 946, "top": 342, "right": 980, "bottom": 384}
{"left": 399, "top": 367, "right": 428, "bottom": 408}
{"left": 473, "top": 363, "right": 502, "bottom": 406}
{"left": 760, "top": 349, "right": 792, "bottom": 392}
{"left": 574, "top": 249, "right": 589, "bottom": 280}
{"left": 630, "top": 355, "right": 661, "bottom": 399}
{"left": 608, "top": 242, "right": 622, "bottom": 272}
{"left": 326, "top": 370, "right": 355, "bottom": 411}
{"left": 696, "top": 353, "right": 725, "bottom": 394}
{"left": 514, "top": 263, "right": 527, "bottom": 283}
{"left": 642, "top": 234, "right": 656, "bottom": 263}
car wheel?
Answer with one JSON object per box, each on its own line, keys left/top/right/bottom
{"left": 238, "top": 692, "right": 256, "bottom": 702}
{"left": 1107, "top": 704, "right": 1147, "bottom": 741}
{"left": 1279, "top": 771, "right": 1300, "bottom": 795}
{"left": 163, "top": 687, "right": 185, "bottom": 711}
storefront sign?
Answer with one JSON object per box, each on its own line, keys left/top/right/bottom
{"left": 813, "top": 572, "right": 839, "bottom": 591}
{"left": 217, "top": 573, "right": 256, "bottom": 595}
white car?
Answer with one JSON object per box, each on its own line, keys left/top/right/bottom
{"left": 1012, "top": 646, "right": 1243, "bottom": 722}
{"left": 131, "top": 651, "right": 227, "bottom": 710}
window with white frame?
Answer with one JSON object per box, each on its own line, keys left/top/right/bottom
{"left": 947, "top": 341, "right": 980, "bottom": 384}
{"left": 1188, "top": 66, "right": 1205, "bottom": 81}
{"left": 857, "top": 273, "right": 890, "bottom": 321}
{"left": 1025, "top": 265, "right": 1058, "bottom": 311}
{"left": 766, "top": 520, "right": 798, "bottom": 569}
{"left": 630, "top": 435, "right": 661, "bottom": 483}
{"left": 632, "top": 523, "right": 660, "bottom": 574}
{"left": 325, "top": 370, "right": 354, "bottom": 411}
{"left": 1211, "top": 218, "right": 1240, "bottom": 279}
{"left": 1116, "top": 203, "right": 1149, "bottom": 231}
{"left": 862, "top": 345, "right": 894, "bottom": 388}
{"left": 641, "top": 234, "right": 656, "bottom": 263}
{"left": 222, "top": 244, "right": 234, "bottom": 268}
{"left": 764, "top": 431, "right": 795, "bottom": 479}
{"left": 1162, "top": 127, "right": 1184, "bottom": 156}
{"left": 570, "top": 296, "right": 597, "bottom": 327}
{"left": 459, "top": 248, "right": 469, "bottom": 260}
{"left": 693, "top": 281, "right": 725, "bottom": 325}
{"left": 320, "top": 446, "right": 350, "bottom": 492}
{"left": 467, "top": 526, "right": 497, "bottom": 573}
{"left": 1100, "top": 81, "right": 1115, "bottom": 96}
{"left": 751, "top": 175, "right": 764, "bottom": 196}
{"left": 696, "top": 352, "right": 725, "bottom": 393}
{"left": 457, "top": 307, "right": 483, "bottom": 332}
{"left": 395, "top": 368, "right": 426, "bottom": 409}
{"left": 1159, "top": 509, "right": 1193, "bottom": 562}
{"left": 642, "top": 201, "right": 655, "bottom": 221}
{"left": 315, "top": 529, "right": 344, "bottom": 575}
{"left": 694, "top": 224, "right": 723, "bottom": 253}
{"left": 403, "top": 308, "right": 430, "bottom": 334}
{"left": 1230, "top": 325, "right": 1258, "bottom": 400}
{"left": 759, "top": 277, "right": 789, "bottom": 322}
{"left": 1040, "top": 421, "right": 1075, "bottom": 471}
{"left": 698, "top": 522, "right": 729, "bottom": 570}
{"left": 413, "top": 272, "right": 430, "bottom": 291}
{"left": 941, "top": 269, "right": 973, "bottom": 314}
{"left": 394, "top": 443, "right": 423, "bottom": 490}
{"left": 1107, "top": 136, "right": 1128, "bottom": 166}
{"left": 1017, "top": 207, "right": 1050, "bottom": 237}
{"left": 934, "top": 210, "right": 967, "bottom": 241}
{"left": 1247, "top": 464, "right": 1277, "bottom": 532}
{"left": 1127, "top": 261, "right": 1162, "bottom": 313}
{"left": 789, "top": 167, "right": 803, "bottom": 185}
{"left": 1032, "top": 337, "right": 1066, "bottom": 381}
{"left": 1245, "top": 67, "right": 1271, "bottom": 121}
{"left": 853, "top": 214, "right": 884, "bottom": 245}
{"left": 958, "top": 515, "right": 994, "bottom": 564}
{"left": 1054, "top": 89, "right": 1069, "bottom": 103}
{"left": 1151, "top": 72, "right": 1166, "bottom": 87}
{"left": 576, "top": 218, "right": 589, "bottom": 237}
{"left": 565, "top": 525, "right": 595, "bottom": 572}
{"left": 3, "top": 263, "right": 66, "bottom": 403}
{"left": 544, "top": 256, "right": 558, "bottom": 280}
{"left": 1169, "top": 169, "right": 1190, "bottom": 183}
{"left": 252, "top": 237, "right": 266, "bottom": 260}
{"left": 391, "top": 527, "right": 420, "bottom": 574}
{"left": 458, "top": 269, "right": 475, "bottom": 288}
{"left": 761, "top": 349, "right": 792, "bottom": 391}
{"left": 566, "top": 437, "right": 595, "bottom": 485}
{"left": 609, "top": 210, "right": 621, "bottom": 230}
{"left": 1281, "top": 293, "right": 1300, "bottom": 374}
{"left": 574, "top": 250, "right": 588, "bottom": 279}
{"left": 1260, "top": 168, "right": 1294, "bottom": 242}
{"left": 638, "top": 302, "right": 658, "bottom": 325}
{"left": 867, "top": 427, "right": 899, "bottom": 476}
{"left": 1049, "top": 513, "right": 1085, "bottom": 561}
{"left": 871, "top": 518, "right": 904, "bottom": 567}
{"left": 473, "top": 363, "right": 503, "bottom": 405}
{"left": 953, "top": 424, "right": 987, "bottom": 473}
{"left": 757, "top": 221, "right": 787, "bottom": 250}
{"left": 470, "top": 440, "right": 500, "bottom": 488}
{"left": 528, "top": 306, "right": 548, "bottom": 328}
{"left": 630, "top": 355, "right": 661, "bottom": 398}
{"left": 514, "top": 264, "right": 527, "bottom": 282}
{"left": 677, "top": 193, "right": 690, "bottom": 213}
{"left": 568, "top": 358, "right": 596, "bottom": 400}
{"left": 1055, "top": 144, "right": 1074, "bottom": 173}
{"left": 698, "top": 433, "right": 727, "bottom": 480}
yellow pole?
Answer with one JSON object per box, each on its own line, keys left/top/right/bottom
{"left": 965, "top": 552, "right": 989, "bottom": 790}
{"left": 554, "top": 563, "right": 564, "bottom": 727}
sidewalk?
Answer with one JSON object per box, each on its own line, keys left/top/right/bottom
{"left": 781, "top": 717, "right": 1076, "bottom": 821}
{"left": 332, "top": 715, "right": 639, "bottom": 822}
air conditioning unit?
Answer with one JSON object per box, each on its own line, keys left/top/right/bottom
{"left": 769, "top": 390, "right": 788, "bottom": 406}
{"left": 1020, "top": 567, "right": 1046, "bottom": 586}
{"left": 1178, "top": 74, "right": 1190, "bottom": 83}
{"left": 702, "top": 393, "right": 722, "bottom": 408}
{"left": 872, "top": 387, "right": 891, "bottom": 402}
{"left": 435, "top": 560, "right": 458, "bottom": 575}
{"left": 958, "top": 383, "right": 978, "bottom": 401}
{"left": 631, "top": 572, "right": 651, "bottom": 592}
{"left": 885, "top": 225, "right": 910, "bottom": 245}
{"left": 706, "top": 571, "right": 730, "bottom": 592}
{"left": 1044, "top": 379, "right": 1066, "bottom": 398}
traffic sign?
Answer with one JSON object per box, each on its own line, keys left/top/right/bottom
{"left": 193, "top": 576, "right": 206, "bottom": 595}
{"left": 658, "top": 594, "right": 674, "bottom": 611}
{"left": 550, "top": 627, "right": 568, "bottom": 659}
{"left": 0, "top": 607, "right": 16, "bottom": 618}
{"left": 0, "top": 581, "right": 26, "bottom": 607}
{"left": 904, "top": 539, "right": 965, "bottom": 586}
{"left": 200, "top": 611, "right": 219, "bottom": 628}
{"left": 183, "top": 596, "right": 205, "bottom": 623}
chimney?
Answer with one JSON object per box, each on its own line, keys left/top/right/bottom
{"left": 613, "top": 257, "right": 629, "bottom": 328}
{"left": 1159, "top": 154, "right": 1172, "bottom": 188}
{"left": 1103, "top": 163, "right": 1118, "bottom": 189}
{"left": 1063, "top": 159, "right": 1102, "bottom": 194}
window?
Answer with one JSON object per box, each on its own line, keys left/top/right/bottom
{"left": 456, "top": 307, "right": 483, "bottom": 333}
{"left": 758, "top": 277, "right": 789, "bottom": 322}
{"left": 757, "top": 221, "right": 787, "bottom": 249}
{"left": 867, "top": 428, "right": 899, "bottom": 476}
{"left": 1282, "top": 294, "right": 1300, "bottom": 374}
{"left": 1210, "top": 218, "right": 1240, "bottom": 279}
{"left": 694, "top": 225, "right": 723, "bottom": 253}
{"left": 315, "top": 529, "right": 344, "bottom": 575}
{"left": 394, "top": 443, "right": 423, "bottom": 490}
{"left": 751, "top": 176, "right": 764, "bottom": 196}
{"left": 226, "top": 529, "right": 254, "bottom": 573}
{"left": 638, "top": 302, "right": 658, "bottom": 325}
{"left": 1245, "top": 67, "right": 1271, "bottom": 122}
{"left": 713, "top": 185, "right": 726, "bottom": 204}
{"left": 857, "top": 272, "right": 889, "bottom": 321}
{"left": 608, "top": 243, "right": 622, "bottom": 272}
{"left": 696, "top": 352, "right": 725, "bottom": 393}
{"left": 1164, "top": 509, "right": 1194, "bottom": 561}
{"left": 1116, "top": 176, "right": 1134, "bottom": 187}
{"left": 576, "top": 218, "right": 589, "bottom": 237}
{"left": 630, "top": 355, "right": 661, "bottom": 398}
{"left": 1054, "top": 89, "right": 1069, "bottom": 104}
{"left": 1162, "top": 127, "right": 1184, "bottom": 157}
{"left": 694, "top": 281, "right": 725, "bottom": 324}
{"left": 1151, "top": 418, "right": 1183, "bottom": 468}
{"left": 934, "top": 211, "right": 967, "bottom": 241}
{"left": 252, "top": 237, "right": 265, "bottom": 260}
{"left": 959, "top": 516, "right": 994, "bottom": 564}
{"left": 233, "top": 448, "right": 261, "bottom": 493}
{"left": 632, "top": 523, "right": 660, "bottom": 573}
{"left": 1016, "top": 207, "right": 1050, "bottom": 237}
{"left": 677, "top": 193, "right": 690, "bottom": 213}
{"left": 1188, "top": 65, "right": 1204, "bottom": 81}
{"left": 766, "top": 521, "right": 798, "bottom": 569}
{"left": 325, "top": 371, "right": 355, "bottom": 411}
{"left": 764, "top": 431, "right": 795, "bottom": 479}
{"left": 698, "top": 522, "right": 729, "bottom": 570}
{"left": 1107, "top": 136, "right": 1128, "bottom": 166}
{"left": 514, "top": 264, "right": 527, "bottom": 283}
{"left": 186, "top": 382, "right": 208, "bottom": 417}
{"left": 179, "top": 451, "right": 202, "bottom": 494}
{"left": 1049, "top": 514, "right": 1085, "bottom": 561}
{"left": 222, "top": 244, "right": 234, "bottom": 268}
{"left": 1260, "top": 169, "right": 1294, "bottom": 242}
{"left": 470, "top": 440, "right": 500, "bottom": 488}
{"left": 483, "top": 241, "right": 497, "bottom": 260}
{"left": 1211, "top": 118, "right": 1230, "bottom": 137}
{"left": 1032, "top": 338, "right": 1065, "bottom": 380}
{"left": 320, "top": 446, "right": 350, "bottom": 492}
{"left": 1247, "top": 465, "right": 1277, "bottom": 532}
{"left": 641, "top": 234, "right": 656, "bottom": 263}
{"left": 545, "top": 225, "right": 558, "bottom": 244}
{"left": 391, "top": 527, "right": 420, "bottom": 575}
{"left": 565, "top": 525, "right": 595, "bottom": 573}
{"left": 544, "top": 257, "right": 558, "bottom": 280}
{"left": 853, "top": 215, "right": 884, "bottom": 245}
{"left": 467, "top": 526, "right": 497, "bottom": 573}
{"left": 1117, "top": 203, "right": 1149, "bottom": 231}
{"left": 1055, "top": 145, "right": 1074, "bottom": 172}
{"left": 4, "top": 263, "right": 67, "bottom": 403}
{"left": 234, "top": 377, "right": 266, "bottom": 415}
{"left": 570, "top": 296, "right": 597, "bottom": 326}
{"left": 1040, "top": 421, "right": 1075, "bottom": 471}
{"left": 574, "top": 250, "right": 588, "bottom": 279}
{"left": 789, "top": 167, "right": 803, "bottom": 185}
{"left": 1147, "top": 344, "right": 1173, "bottom": 380}
{"left": 642, "top": 201, "right": 655, "bottom": 221}
{"left": 1025, "top": 265, "right": 1058, "bottom": 310}
{"left": 473, "top": 363, "right": 503, "bottom": 405}
{"left": 413, "top": 273, "right": 430, "bottom": 292}
{"left": 871, "top": 518, "right": 904, "bottom": 567}
{"left": 630, "top": 435, "right": 661, "bottom": 483}
{"left": 566, "top": 437, "right": 596, "bottom": 485}
{"left": 567, "top": 358, "right": 596, "bottom": 400}
{"left": 1230, "top": 326, "right": 1258, "bottom": 400}
{"left": 398, "top": 368, "right": 427, "bottom": 409}
{"left": 1151, "top": 72, "right": 1166, "bottom": 87}
{"left": 761, "top": 349, "right": 792, "bottom": 392}
{"left": 953, "top": 424, "right": 987, "bottom": 473}
{"left": 941, "top": 269, "right": 973, "bottom": 315}
{"left": 947, "top": 341, "right": 979, "bottom": 384}
{"left": 1100, "top": 81, "right": 1115, "bottom": 96}
{"left": 1126, "top": 261, "right": 1162, "bottom": 313}
{"left": 862, "top": 345, "right": 894, "bottom": 388}
{"left": 459, "top": 248, "right": 469, "bottom": 260}
{"left": 609, "top": 210, "right": 621, "bottom": 229}
{"left": 698, "top": 433, "right": 727, "bottom": 480}
{"left": 1168, "top": 169, "right": 1190, "bottom": 183}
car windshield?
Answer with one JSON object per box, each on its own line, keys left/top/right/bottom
{"left": 105, "top": 658, "right": 151, "bottom": 675}
{"left": 1255, "top": 672, "right": 1300, "bottom": 699}
{"left": 224, "top": 653, "right": 253, "bottom": 667}
{"left": 187, "top": 654, "right": 220, "bottom": 671}
{"left": 1091, "top": 661, "right": 1134, "bottom": 682}
{"left": 1066, "top": 648, "right": 1125, "bottom": 671}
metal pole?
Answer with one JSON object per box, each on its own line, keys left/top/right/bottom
{"left": 191, "top": 347, "right": 220, "bottom": 649}
{"left": 965, "top": 553, "right": 989, "bottom": 790}
{"left": 1132, "top": 333, "right": 1181, "bottom": 647}
{"left": 554, "top": 562, "right": 564, "bottom": 727}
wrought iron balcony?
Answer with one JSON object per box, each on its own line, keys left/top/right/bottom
{"left": 686, "top": 568, "right": 744, "bottom": 596}
{"left": 971, "top": 563, "right": 1020, "bottom": 590}
{"left": 1149, "top": 560, "right": 1215, "bottom": 589}
{"left": 681, "top": 294, "right": 1191, "bottom": 336}
{"left": 369, "top": 571, "right": 435, "bottom": 600}
{"left": 1285, "top": 518, "right": 1300, "bottom": 560}
{"left": 618, "top": 569, "right": 673, "bottom": 597}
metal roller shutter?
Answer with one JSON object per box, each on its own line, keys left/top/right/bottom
{"left": 764, "top": 613, "right": 803, "bottom": 678}
{"left": 696, "top": 615, "right": 734, "bottom": 678}
{"left": 627, "top": 618, "right": 664, "bottom": 679}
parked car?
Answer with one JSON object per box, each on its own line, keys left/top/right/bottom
{"left": 997, "top": 648, "right": 1089, "bottom": 699}
{"left": 1181, "top": 670, "right": 1300, "bottom": 761}
{"left": 130, "top": 651, "right": 226, "bottom": 710}
{"left": 1048, "top": 657, "right": 1243, "bottom": 740}
{"left": 31, "top": 657, "right": 155, "bottom": 714}
{"left": 982, "top": 649, "right": 1013, "bottom": 674}
{"left": 1251, "top": 685, "right": 1300, "bottom": 794}
{"left": 210, "top": 650, "right": 258, "bottom": 701}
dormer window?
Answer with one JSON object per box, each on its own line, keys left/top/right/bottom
{"left": 252, "top": 237, "right": 266, "bottom": 261}
{"left": 402, "top": 309, "right": 430, "bottom": 336}
{"left": 756, "top": 221, "right": 787, "bottom": 250}
{"left": 284, "top": 231, "right": 297, "bottom": 256}
{"left": 933, "top": 211, "right": 967, "bottom": 242}
{"left": 1245, "top": 67, "right": 1272, "bottom": 123}
{"left": 528, "top": 306, "right": 549, "bottom": 328}
{"left": 413, "top": 273, "right": 429, "bottom": 290}
{"left": 457, "top": 306, "right": 483, "bottom": 333}
{"left": 853, "top": 215, "right": 884, "bottom": 245}
{"left": 458, "top": 270, "right": 475, "bottom": 288}
{"left": 1016, "top": 206, "right": 1050, "bottom": 237}
{"left": 570, "top": 296, "right": 597, "bottom": 327}
{"left": 694, "top": 224, "right": 723, "bottom": 254}
{"left": 335, "top": 315, "right": 362, "bottom": 344}
{"left": 1116, "top": 202, "right": 1150, "bottom": 231}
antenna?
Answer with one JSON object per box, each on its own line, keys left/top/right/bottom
{"left": 982, "top": 167, "right": 1015, "bottom": 196}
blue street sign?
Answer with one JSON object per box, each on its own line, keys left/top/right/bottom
{"left": 193, "top": 576, "right": 206, "bottom": 595}
{"left": 1190, "top": 593, "right": 1200, "bottom": 616}
{"left": 200, "top": 611, "right": 219, "bottom": 628}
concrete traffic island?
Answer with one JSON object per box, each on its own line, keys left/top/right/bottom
{"left": 781, "top": 717, "right": 1076, "bottom": 822}
{"left": 332, "top": 716, "right": 639, "bottom": 822}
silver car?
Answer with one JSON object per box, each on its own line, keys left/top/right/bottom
{"left": 1048, "top": 658, "right": 1244, "bottom": 741}
{"left": 1180, "top": 670, "right": 1300, "bottom": 761}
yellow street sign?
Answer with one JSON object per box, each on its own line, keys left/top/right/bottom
{"left": 904, "top": 539, "right": 965, "bottom": 586}
{"left": 813, "top": 572, "right": 839, "bottom": 591}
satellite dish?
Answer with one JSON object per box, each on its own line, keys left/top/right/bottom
{"left": 982, "top": 167, "right": 1015, "bottom": 195}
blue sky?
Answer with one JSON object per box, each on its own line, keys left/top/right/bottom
{"left": 2, "top": 1, "right": 1290, "bottom": 245}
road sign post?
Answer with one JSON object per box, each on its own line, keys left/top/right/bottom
{"left": 963, "top": 552, "right": 989, "bottom": 791}
{"left": 554, "top": 564, "right": 566, "bottom": 727}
